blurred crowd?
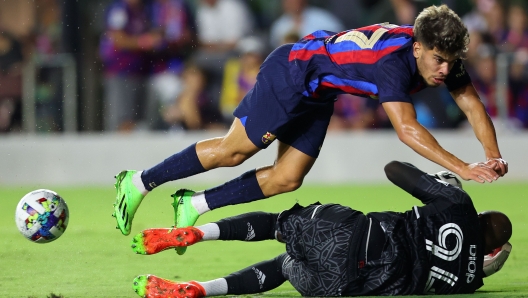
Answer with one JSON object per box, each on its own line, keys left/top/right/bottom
{"left": 1, "top": 0, "right": 528, "bottom": 133}
{"left": 0, "top": 0, "right": 64, "bottom": 133}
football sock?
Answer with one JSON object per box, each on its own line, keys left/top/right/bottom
{"left": 215, "top": 212, "right": 278, "bottom": 241}
{"left": 141, "top": 143, "right": 205, "bottom": 191}
{"left": 224, "top": 255, "right": 287, "bottom": 294}
{"left": 132, "top": 171, "right": 149, "bottom": 196}
{"left": 191, "top": 191, "right": 210, "bottom": 215}
{"left": 196, "top": 278, "right": 228, "bottom": 296}
{"left": 195, "top": 223, "right": 220, "bottom": 240}
{"left": 204, "top": 169, "right": 265, "bottom": 210}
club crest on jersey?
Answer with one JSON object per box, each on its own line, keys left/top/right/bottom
{"left": 262, "top": 132, "right": 276, "bottom": 145}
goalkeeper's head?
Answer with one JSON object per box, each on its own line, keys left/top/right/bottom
{"left": 479, "top": 211, "right": 512, "bottom": 254}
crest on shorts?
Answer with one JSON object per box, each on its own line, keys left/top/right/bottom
{"left": 261, "top": 132, "right": 276, "bottom": 144}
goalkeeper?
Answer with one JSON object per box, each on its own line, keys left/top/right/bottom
{"left": 130, "top": 161, "right": 512, "bottom": 297}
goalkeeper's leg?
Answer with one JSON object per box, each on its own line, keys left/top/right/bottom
{"left": 131, "top": 211, "right": 279, "bottom": 255}
{"left": 133, "top": 254, "right": 288, "bottom": 297}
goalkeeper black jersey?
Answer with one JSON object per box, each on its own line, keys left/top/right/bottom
{"left": 344, "top": 163, "right": 485, "bottom": 296}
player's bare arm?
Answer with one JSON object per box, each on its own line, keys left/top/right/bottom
{"left": 382, "top": 101, "right": 498, "bottom": 183}
{"left": 450, "top": 83, "right": 508, "bottom": 176}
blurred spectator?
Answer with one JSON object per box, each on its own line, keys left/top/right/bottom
{"left": 466, "top": 30, "right": 486, "bottom": 64}
{"left": 219, "top": 36, "right": 265, "bottom": 122}
{"left": 0, "top": 32, "right": 23, "bottom": 79}
{"left": 270, "top": 0, "right": 344, "bottom": 48}
{"left": 501, "top": 1, "right": 528, "bottom": 52}
{"left": 144, "top": 0, "right": 196, "bottom": 130}
{"left": 242, "top": 0, "right": 282, "bottom": 30}
{"left": 389, "top": 0, "right": 416, "bottom": 25}
{"left": 326, "top": 0, "right": 369, "bottom": 29}
{"left": 0, "top": 0, "right": 35, "bottom": 133}
{"left": 281, "top": 31, "right": 301, "bottom": 44}
{"left": 462, "top": 0, "right": 492, "bottom": 33}
{"left": 509, "top": 48, "right": 528, "bottom": 128}
{"left": 0, "top": 31, "right": 23, "bottom": 132}
{"left": 465, "top": 31, "right": 496, "bottom": 71}
{"left": 33, "top": 0, "right": 65, "bottom": 132}
{"left": 192, "top": 0, "right": 255, "bottom": 120}
{"left": 195, "top": 0, "right": 254, "bottom": 54}
{"left": 0, "top": 0, "right": 35, "bottom": 56}
{"left": 327, "top": 0, "right": 422, "bottom": 30}
{"left": 162, "top": 63, "right": 225, "bottom": 131}
{"left": 99, "top": 0, "right": 161, "bottom": 132}
{"left": 484, "top": 0, "right": 506, "bottom": 43}
{"left": 469, "top": 43, "right": 512, "bottom": 118}
{"left": 34, "top": 0, "right": 62, "bottom": 58}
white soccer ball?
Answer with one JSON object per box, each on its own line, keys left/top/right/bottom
{"left": 15, "top": 189, "right": 69, "bottom": 243}
{"left": 435, "top": 171, "right": 463, "bottom": 189}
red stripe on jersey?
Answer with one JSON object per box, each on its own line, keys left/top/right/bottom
{"left": 303, "top": 33, "right": 317, "bottom": 40}
{"left": 355, "top": 24, "right": 413, "bottom": 37}
{"left": 289, "top": 46, "right": 327, "bottom": 61}
{"left": 389, "top": 27, "right": 414, "bottom": 36}
{"left": 355, "top": 24, "right": 384, "bottom": 32}
{"left": 330, "top": 46, "right": 401, "bottom": 65}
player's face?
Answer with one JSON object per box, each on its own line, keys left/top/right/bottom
{"left": 413, "top": 42, "right": 457, "bottom": 87}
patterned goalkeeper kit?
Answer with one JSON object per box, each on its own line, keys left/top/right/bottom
{"left": 277, "top": 173, "right": 484, "bottom": 296}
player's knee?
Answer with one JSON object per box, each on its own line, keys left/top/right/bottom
{"left": 217, "top": 151, "right": 250, "bottom": 167}
{"left": 275, "top": 174, "right": 304, "bottom": 192}
{"left": 286, "top": 179, "right": 303, "bottom": 192}
{"left": 209, "top": 153, "right": 247, "bottom": 167}
{"left": 211, "top": 140, "right": 252, "bottom": 167}
{"left": 229, "top": 152, "right": 250, "bottom": 166}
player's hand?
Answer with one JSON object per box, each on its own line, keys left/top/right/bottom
{"left": 485, "top": 158, "right": 508, "bottom": 177}
{"left": 459, "top": 162, "right": 499, "bottom": 183}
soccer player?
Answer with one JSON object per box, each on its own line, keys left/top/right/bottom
{"left": 129, "top": 161, "right": 512, "bottom": 297}
{"left": 113, "top": 5, "right": 509, "bottom": 249}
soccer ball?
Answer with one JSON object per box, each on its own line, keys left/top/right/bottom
{"left": 435, "top": 171, "right": 463, "bottom": 188}
{"left": 15, "top": 189, "right": 69, "bottom": 243}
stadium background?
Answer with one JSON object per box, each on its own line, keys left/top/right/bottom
{"left": 1, "top": 0, "right": 527, "bottom": 297}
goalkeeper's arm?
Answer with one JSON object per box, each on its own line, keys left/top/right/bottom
{"left": 384, "top": 160, "right": 466, "bottom": 204}
{"left": 384, "top": 161, "right": 424, "bottom": 194}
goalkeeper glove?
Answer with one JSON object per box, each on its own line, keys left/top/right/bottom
{"left": 483, "top": 242, "right": 512, "bottom": 277}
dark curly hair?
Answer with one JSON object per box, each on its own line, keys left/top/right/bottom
{"left": 413, "top": 5, "right": 469, "bottom": 58}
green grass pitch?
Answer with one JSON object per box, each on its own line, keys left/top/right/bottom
{"left": 1, "top": 182, "right": 527, "bottom": 297}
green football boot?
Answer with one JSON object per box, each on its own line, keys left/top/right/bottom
{"left": 171, "top": 189, "right": 200, "bottom": 255}
{"left": 113, "top": 170, "right": 145, "bottom": 235}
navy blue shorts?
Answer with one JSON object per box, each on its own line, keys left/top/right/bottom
{"left": 233, "top": 44, "right": 334, "bottom": 158}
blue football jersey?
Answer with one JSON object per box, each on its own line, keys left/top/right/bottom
{"left": 288, "top": 23, "right": 471, "bottom": 103}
